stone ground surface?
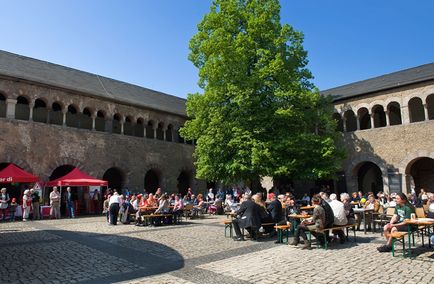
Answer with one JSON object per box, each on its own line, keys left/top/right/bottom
{"left": 1, "top": 216, "right": 433, "bottom": 284}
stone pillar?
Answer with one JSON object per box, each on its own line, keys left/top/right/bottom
{"left": 385, "top": 110, "right": 390, "bottom": 126}
{"left": 46, "top": 108, "right": 51, "bottom": 124}
{"left": 6, "top": 98, "right": 17, "bottom": 119}
{"left": 153, "top": 125, "right": 157, "bottom": 139}
{"left": 29, "top": 103, "right": 34, "bottom": 121}
{"left": 120, "top": 118, "right": 125, "bottom": 135}
{"left": 370, "top": 112, "right": 375, "bottom": 128}
{"left": 401, "top": 105, "right": 409, "bottom": 124}
{"left": 91, "top": 112, "right": 96, "bottom": 131}
{"left": 423, "top": 103, "right": 429, "bottom": 121}
{"left": 356, "top": 115, "right": 360, "bottom": 130}
{"left": 62, "top": 110, "right": 67, "bottom": 126}
{"left": 162, "top": 126, "right": 167, "bottom": 141}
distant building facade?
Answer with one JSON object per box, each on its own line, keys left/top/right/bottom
{"left": 0, "top": 50, "right": 202, "bottom": 203}
{"left": 323, "top": 63, "right": 434, "bottom": 195}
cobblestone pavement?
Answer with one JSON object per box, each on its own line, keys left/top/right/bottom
{"left": 1, "top": 216, "right": 433, "bottom": 283}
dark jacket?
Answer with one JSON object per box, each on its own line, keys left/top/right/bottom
{"left": 321, "top": 200, "right": 335, "bottom": 228}
{"left": 236, "top": 199, "right": 262, "bottom": 229}
{"left": 267, "top": 199, "right": 283, "bottom": 223}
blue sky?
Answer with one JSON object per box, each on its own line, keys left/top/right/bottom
{"left": 1, "top": 0, "right": 433, "bottom": 99}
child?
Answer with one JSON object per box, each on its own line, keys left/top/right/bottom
{"left": 9, "top": 198, "right": 17, "bottom": 222}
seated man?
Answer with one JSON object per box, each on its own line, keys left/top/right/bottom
{"left": 329, "top": 193, "right": 348, "bottom": 243}
{"left": 377, "top": 192, "right": 415, "bottom": 252}
{"left": 290, "top": 195, "right": 325, "bottom": 249}
{"left": 232, "top": 193, "right": 261, "bottom": 241}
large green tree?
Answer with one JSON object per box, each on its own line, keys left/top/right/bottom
{"left": 181, "top": 0, "right": 344, "bottom": 185}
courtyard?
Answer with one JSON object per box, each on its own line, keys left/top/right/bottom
{"left": 1, "top": 216, "right": 433, "bottom": 284}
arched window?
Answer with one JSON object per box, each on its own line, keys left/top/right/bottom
{"left": 49, "top": 102, "right": 63, "bottom": 125}
{"left": 81, "top": 107, "right": 92, "bottom": 130}
{"left": 15, "top": 96, "right": 30, "bottom": 120}
{"left": 156, "top": 122, "right": 164, "bottom": 140}
{"left": 146, "top": 120, "right": 154, "bottom": 139}
{"left": 344, "top": 110, "right": 357, "bottom": 132}
{"left": 166, "top": 124, "right": 173, "bottom": 141}
{"left": 408, "top": 97, "right": 425, "bottom": 123}
{"left": 66, "top": 105, "right": 79, "bottom": 128}
{"left": 0, "top": 93, "right": 6, "bottom": 118}
{"left": 372, "top": 105, "right": 386, "bottom": 128}
{"left": 112, "top": 113, "right": 122, "bottom": 134}
{"left": 33, "top": 99, "right": 48, "bottom": 123}
{"left": 426, "top": 94, "right": 434, "bottom": 120}
{"left": 124, "top": 116, "right": 134, "bottom": 136}
{"left": 95, "top": 110, "right": 105, "bottom": 132}
{"left": 358, "top": 108, "right": 371, "bottom": 130}
{"left": 332, "top": 113, "right": 344, "bottom": 132}
{"left": 387, "top": 102, "right": 402, "bottom": 126}
{"left": 135, "top": 118, "right": 144, "bottom": 137}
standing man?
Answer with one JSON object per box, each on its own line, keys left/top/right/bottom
{"left": 22, "top": 189, "right": 32, "bottom": 221}
{"left": 30, "top": 188, "right": 41, "bottom": 220}
{"left": 66, "top": 187, "right": 76, "bottom": 218}
{"left": 108, "top": 192, "right": 121, "bottom": 225}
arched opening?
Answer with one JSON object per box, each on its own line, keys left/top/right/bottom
{"left": 166, "top": 124, "right": 173, "bottom": 141}
{"left": 103, "top": 167, "right": 124, "bottom": 193}
{"left": 387, "top": 102, "right": 402, "bottom": 126}
{"left": 426, "top": 94, "right": 434, "bottom": 120}
{"left": 408, "top": 97, "right": 425, "bottom": 123}
{"left": 112, "top": 113, "right": 122, "bottom": 134}
{"left": 0, "top": 93, "right": 6, "bottom": 117}
{"left": 144, "top": 169, "right": 160, "bottom": 194}
{"left": 33, "top": 99, "right": 48, "bottom": 123}
{"left": 146, "top": 120, "right": 154, "bottom": 139}
{"left": 372, "top": 105, "right": 386, "bottom": 128}
{"left": 66, "top": 105, "right": 79, "bottom": 128}
{"left": 135, "top": 118, "right": 144, "bottom": 137}
{"left": 95, "top": 110, "right": 105, "bottom": 132}
{"left": 49, "top": 102, "right": 63, "bottom": 125}
{"left": 156, "top": 122, "right": 164, "bottom": 140}
{"left": 15, "top": 96, "right": 30, "bottom": 120}
{"left": 357, "top": 108, "right": 371, "bottom": 130}
{"left": 355, "top": 162, "right": 383, "bottom": 195}
{"left": 81, "top": 108, "right": 92, "bottom": 130}
{"left": 344, "top": 110, "right": 357, "bottom": 132}
{"left": 406, "top": 157, "right": 434, "bottom": 193}
{"left": 177, "top": 171, "right": 191, "bottom": 196}
{"left": 332, "top": 113, "right": 344, "bottom": 132}
{"left": 124, "top": 116, "right": 134, "bottom": 136}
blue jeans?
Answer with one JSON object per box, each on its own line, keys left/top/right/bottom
{"left": 67, "top": 201, "right": 75, "bottom": 218}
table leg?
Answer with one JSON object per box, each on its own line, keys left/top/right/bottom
{"left": 363, "top": 212, "right": 367, "bottom": 234}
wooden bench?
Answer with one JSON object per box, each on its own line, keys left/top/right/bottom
{"left": 308, "top": 223, "right": 357, "bottom": 249}
{"left": 274, "top": 224, "right": 291, "bottom": 244}
{"left": 221, "top": 221, "right": 276, "bottom": 240}
{"left": 390, "top": 231, "right": 408, "bottom": 257}
{"left": 140, "top": 214, "right": 173, "bottom": 226}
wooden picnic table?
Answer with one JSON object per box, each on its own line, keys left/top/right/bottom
{"left": 403, "top": 217, "right": 434, "bottom": 257}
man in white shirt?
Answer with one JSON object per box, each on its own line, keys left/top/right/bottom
{"left": 108, "top": 192, "right": 121, "bottom": 225}
{"left": 329, "top": 193, "right": 348, "bottom": 243}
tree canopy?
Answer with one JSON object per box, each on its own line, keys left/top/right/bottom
{"left": 181, "top": 0, "right": 344, "bottom": 184}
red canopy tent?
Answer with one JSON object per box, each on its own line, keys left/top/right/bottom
{"left": 46, "top": 168, "right": 108, "bottom": 187}
{"left": 0, "top": 163, "right": 39, "bottom": 183}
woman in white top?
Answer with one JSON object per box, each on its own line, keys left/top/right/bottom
{"left": 207, "top": 188, "right": 215, "bottom": 202}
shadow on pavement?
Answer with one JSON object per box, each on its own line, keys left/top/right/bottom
{"left": 0, "top": 228, "right": 184, "bottom": 284}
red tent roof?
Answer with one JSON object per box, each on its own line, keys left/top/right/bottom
{"left": 0, "top": 164, "right": 39, "bottom": 183}
{"left": 46, "top": 168, "right": 108, "bottom": 187}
